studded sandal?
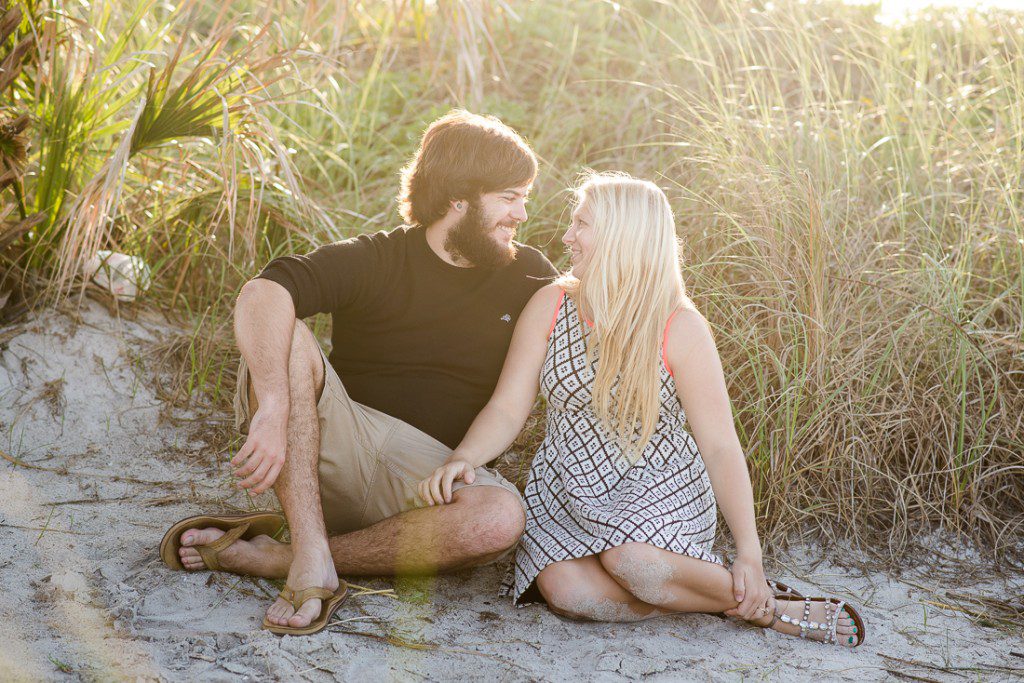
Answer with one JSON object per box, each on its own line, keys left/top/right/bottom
{"left": 772, "top": 595, "right": 866, "bottom": 647}
{"left": 766, "top": 579, "right": 804, "bottom": 599}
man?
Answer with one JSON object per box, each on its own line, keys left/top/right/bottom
{"left": 160, "top": 110, "right": 557, "bottom": 634}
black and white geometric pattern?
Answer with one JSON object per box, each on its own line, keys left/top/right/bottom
{"left": 501, "top": 294, "right": 722, "bottom": 606}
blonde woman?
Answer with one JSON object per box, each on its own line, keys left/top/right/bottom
{"left": 418, "top": 172, "right": 865, "bottom": 646}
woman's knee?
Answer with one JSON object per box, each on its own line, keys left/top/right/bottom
{"left": 535, "top": 561, "right": 646, "bottom": 622}
{"left": 599, "top": 543, "right": 676, "bottom": 605}
{"left": 536, "top": 564, "right": 592, "bottom": 620}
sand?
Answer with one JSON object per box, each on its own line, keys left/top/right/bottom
{"left": 1, "top": 299, "right": 1022, "bottom": 682}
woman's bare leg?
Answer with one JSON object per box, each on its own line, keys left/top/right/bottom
{"left": 598, "top": 543, "right": 860, "bottom": 645}
{"left": 534, "top": 556, "right": 673, "bottom": 622}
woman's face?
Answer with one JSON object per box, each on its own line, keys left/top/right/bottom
{"left": 563, "top": 199, "right": 596, "bottom": 277}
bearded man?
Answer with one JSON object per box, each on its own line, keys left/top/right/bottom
{"left": 159, "top": 111, "right": 557, "bottom": 634}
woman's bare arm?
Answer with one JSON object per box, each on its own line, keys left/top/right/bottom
{"left": 450, "top": 283, "right": 563, "bottom": 467}
{"left": 665, "top": 309, "right": 761, "bottom": 557}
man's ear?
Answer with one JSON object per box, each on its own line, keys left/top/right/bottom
{"left": 450, "top": 198, "right": 467, "bottom": 212}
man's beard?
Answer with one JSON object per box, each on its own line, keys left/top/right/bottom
{"left": 444, "top": 200, "right": 518, "bottom": 269}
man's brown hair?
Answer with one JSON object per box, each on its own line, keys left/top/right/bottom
{"left": 398, "top": 110, "right": 538, "bottom": 228}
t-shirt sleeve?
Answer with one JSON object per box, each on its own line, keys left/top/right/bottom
{"left": 522, "top": 245, "right": 559, "bottom": 283}
{"left": 536, "top": 252, "right": 559, "bottom": 279}
{"left": 256, "top": 234, "right": 382, "bottom": 318}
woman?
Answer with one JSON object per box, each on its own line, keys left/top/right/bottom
{"left": 418, "top": 172, "right": 864, "bottom": 646}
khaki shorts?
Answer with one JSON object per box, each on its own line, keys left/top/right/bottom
{"left": 232, "top": 345, "right": 524, "bottom": 535}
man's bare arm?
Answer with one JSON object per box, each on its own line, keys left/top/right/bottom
{"left": 235, "top": 279, "right": 295, "bottom": 411}
{"left": 230, "top": 278, "right": 297, "bottom": 493}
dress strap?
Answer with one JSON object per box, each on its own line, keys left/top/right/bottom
{"left": 547, "top": 289, "right": 566, "bottom": 340}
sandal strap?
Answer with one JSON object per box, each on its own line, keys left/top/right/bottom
{"left": 195, "top": 521, "right": 251, "bottom": 572}
{"left": 279, "top": 585, "right": 336, "bottom": 611}
{"left": 828, "top": 599, "right": 846, "bottom": 644}
{"left": 766, "top": 579, "right": 802, "bottom": 598}
{"left": 774, "top": 595, "right": 855, "bottom": 646}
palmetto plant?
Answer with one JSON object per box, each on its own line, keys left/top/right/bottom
{"left": 2, "top": 0, "right": 324, "bottom": 303}
{"left": 0, "top": 2, "right": 44, "bottom": 317}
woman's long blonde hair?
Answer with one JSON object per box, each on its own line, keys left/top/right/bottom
{"left": 558, "top": 171, "right": 693, "bottom": 461}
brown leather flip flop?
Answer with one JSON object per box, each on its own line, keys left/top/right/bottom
{"left": 262, "top": 582, "right": 349, "bottom": 636}
{"left": 159, "top": 512, "right": 286, "bottom": 572}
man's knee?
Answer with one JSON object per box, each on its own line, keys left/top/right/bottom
{"left": 451, "top": 486, "right": 525, "bottom": 556}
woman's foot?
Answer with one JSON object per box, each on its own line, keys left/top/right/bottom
{"left": 753, "top": 597, "right": 862, "bottom": 647}
{"left": 178, "top": 527, "right": 291, "bottom": 577}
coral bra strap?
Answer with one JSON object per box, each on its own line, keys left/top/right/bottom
{"left": 662, "top": 308, "right": 682, "bottom": 377}
{"left": 547, "top": 289, "right": 566, "bottom": 340}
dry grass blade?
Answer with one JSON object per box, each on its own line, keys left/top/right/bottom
{"left": 0, "top": 34, "right": 30, "bottom": 92}
{"left": 0, "top": 212, "right": 43, "bottom": 251}
{"left": 0, "top": 3, "right": 20, "bottom": 43}
{"left": 0, "top": 445, "right": 52, "bottom": 471}
{"left": 880, "top": 652, "right": 1024, "bottom": 678}
{"left": 884, "top": 670, "right": 942, "bottom": 683}
{"left": 939, "top": 590, "right": 1024, "bottom": 630}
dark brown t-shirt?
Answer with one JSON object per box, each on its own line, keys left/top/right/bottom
{"left": 257, "top": 226, "right": 557, "bottom": 449}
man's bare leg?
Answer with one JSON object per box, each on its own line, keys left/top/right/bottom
{"left": 179, "top": 320, "right": 336, "bottom": 628}
{"left": 328, "top": 485, "right": 524, "bottom": 574}
{"left": 179, "top": 485, "right": 524, "bottom": 577}
{"left": 179, "top": 319, "right": 522, "bottom": 617}
{"left": 257, "top": 321, "right": 338, "bottom": 628}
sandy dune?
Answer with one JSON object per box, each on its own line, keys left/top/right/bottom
{"left": 1, "top": 300, "right": 1021, "bottom": 681}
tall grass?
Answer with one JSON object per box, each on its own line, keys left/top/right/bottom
{"left": 3, "top": 0, "right": 1022, "bottom": 559}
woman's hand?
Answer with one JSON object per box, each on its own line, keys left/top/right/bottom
{"left": 724, "top": 554, "right": 773, "bottom": 622}
{"left": 418, "top": 459, "right": 477, "bottom": 506}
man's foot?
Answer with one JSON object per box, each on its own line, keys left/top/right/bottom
{"left": 264, "top": 545, "right": 339, "bottom": 629}
{"left": 178, "top": 528, "right": 291, "bottom": 577}
{"left": 753, "top": 597, "right": 862, "bottom": 647}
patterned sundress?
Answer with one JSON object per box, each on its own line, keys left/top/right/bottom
{"left": 502, "top": 292, "right": 722, "bottom": 606}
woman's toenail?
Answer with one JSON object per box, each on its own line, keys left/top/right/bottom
{"left": 848, "top": 636, "right": 854, "bottom": 644}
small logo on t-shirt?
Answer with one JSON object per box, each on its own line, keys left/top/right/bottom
{"left": 501, "top": 314, "right": 512, "bottom": 323}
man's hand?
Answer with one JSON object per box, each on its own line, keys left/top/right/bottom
{"left": 418, "top": 459, "right": 476, "bottom": 506}
{"left": 724, "top": 554, "right": 773, "bottom": 622}
{"left": 231, "top": 406, "right": 288, "bottom": 494}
